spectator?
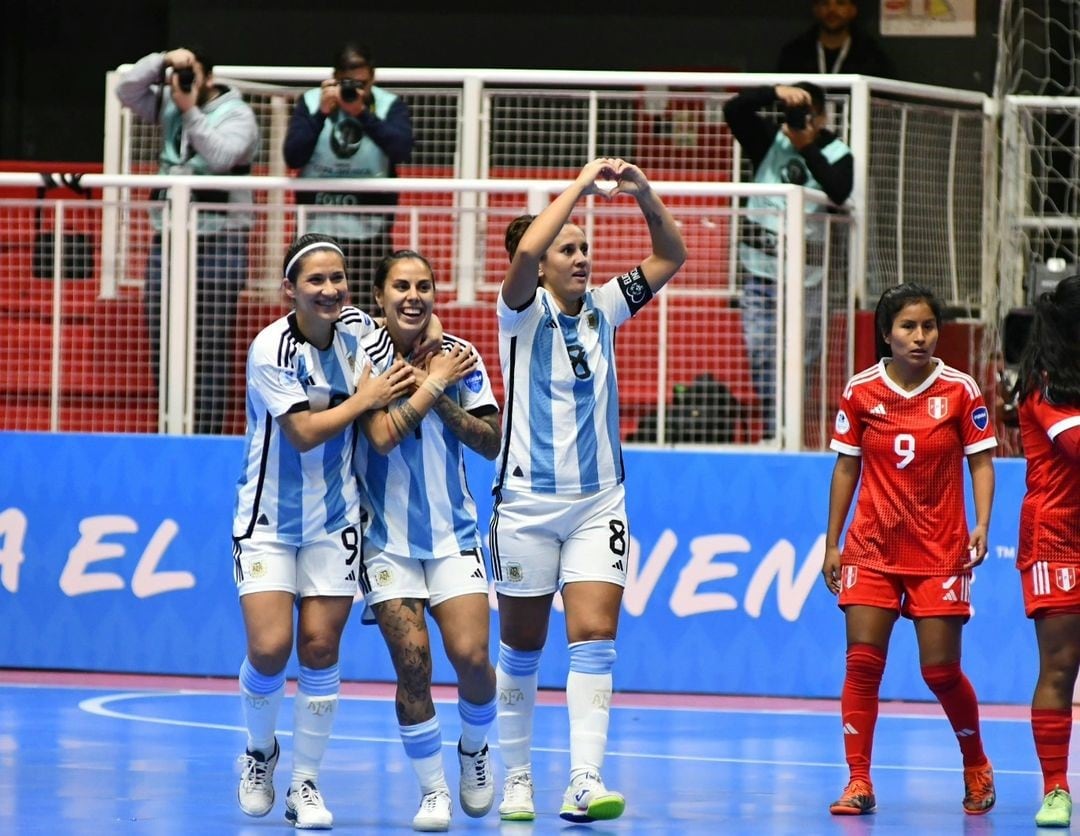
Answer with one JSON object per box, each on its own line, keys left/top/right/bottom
{"left": 284, "top": 42, "right": 414, "bottom": 312}
{"left": 723, "top": 82, "right": 853, "bottom": 439}
{"left": 115, "top": 47, "right": 259, "bottom": 435}
{"left": 777, "top": 0, "right": 896, "bottom": 77}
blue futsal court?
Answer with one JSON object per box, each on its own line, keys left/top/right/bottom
{"left": 0, "top": 670, "right": 1056, "bottom": 834}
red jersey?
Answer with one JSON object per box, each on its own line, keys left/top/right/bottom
{"left": 830, "top": 359, "right": 997, "bottom": 576}
{"left": 1016, "top": 390, "right": 1080, "bottom": 570}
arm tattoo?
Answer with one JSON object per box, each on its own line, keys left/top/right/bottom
{"left": 641, "top": 207, "right": 662, "bottom": 228}
{"left": 389, "top": 400, "right": 423, "bottom": 439}
{"left": 432, "top": 398, "right": 501, "bottom": 459}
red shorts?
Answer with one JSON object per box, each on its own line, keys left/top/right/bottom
{"left": 837, "top": 564, "right": 972, "bottom": 620}
{"left": 1020, "top": 561, "right": 1080, "bottom": 618}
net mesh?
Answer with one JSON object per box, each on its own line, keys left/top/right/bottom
{"left": 0, "top": 69, "right": 995, "bottom": 445}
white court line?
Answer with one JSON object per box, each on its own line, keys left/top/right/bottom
{"left": 75, "top": 690, "right": 1047, "bottom": 776}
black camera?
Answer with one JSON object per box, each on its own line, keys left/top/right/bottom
{"left": 175, "top": 67, "right": 195, "bottom": 93}
{"left": 339, "top": 78, "right": 364, "bottom": 103}
{"left": 783, "top": 106, "right": 810, "bottom": 130}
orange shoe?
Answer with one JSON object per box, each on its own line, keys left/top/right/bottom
{"left": 829, "top": 778, "right": 876, "bottom": 815}
{"left": 963, "top": 761, "right": 996, "bottom": 815}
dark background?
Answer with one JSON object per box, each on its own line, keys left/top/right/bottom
{"left": 0, "top": 0, "right": 1002, "bottom": 162}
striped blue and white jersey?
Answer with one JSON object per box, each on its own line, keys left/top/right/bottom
{"left": 353, "top": 329, "right": 498, "bottom": 560}
{"left": 233, "top": 306, "right": 376, "bottom": 546}
{"left": 495, "top": 269, "right": 650, "bottom": 495}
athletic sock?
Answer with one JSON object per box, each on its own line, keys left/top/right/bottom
{"left": 1032, "top": 707, "right": 1072, "bottom": 794}
{"left": 239, "top": 656, "right": 286, "bottom": 754}
{"left": 401, "top": 716, "right": 448, "bottom": 793}
{"left": 292, "top": 664, "right": 340, "bottom": 785}
{"left": 567, "top": 639, "right": 616, "bottom": 779}
{"left": 922, "top": 660, "right": 987, "bottom": 767}
{"left": 496, "top": 642, "right": 541, "bottom": 773}
{"left": 458, "top": 695, "right": 496, "bottom": 754}
{"left": 841, "top": 643, "right": 886, "bottom": 783}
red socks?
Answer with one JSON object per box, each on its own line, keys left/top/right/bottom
{"left": 1032, "top": 708, "right": 1072, "bottom": 794}
{"left": 841, "top": 644, "right": 886, "bottom": 782}
{"left": 922, "top": 660, "right": 986, "bottom": 767}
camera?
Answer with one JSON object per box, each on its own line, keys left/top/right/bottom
{"left": 783, "top": 106, "right": 810, "bottom": 130}
{"left": 175, "top": 67, "right": 195, "bottom": 93}
{"left": 339, "top": 78, "right": 364, "bottom": 103}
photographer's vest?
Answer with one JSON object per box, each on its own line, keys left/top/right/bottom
{"left": 156, "top": 87, "right": 255, "bottom": 234}
{"left": 298, "top": 85, "right": 399, "bottom": 241}
{"left": 740, "top": 131, "right": 850, "bottom": 287}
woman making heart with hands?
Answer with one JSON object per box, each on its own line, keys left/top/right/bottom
{"left": 489, "top": 157, "right": 687, "bottom": 823}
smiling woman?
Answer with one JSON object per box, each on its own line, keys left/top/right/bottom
{"left": 229, "top": 232, "right": 415, "bottom": 829}
{"left": 350, "top": 248, "right": 503, "bottom": 830}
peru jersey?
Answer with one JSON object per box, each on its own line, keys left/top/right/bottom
{"left": 233, "top": 306, "right": 375, "bottom": 546}
{"left": 1016, "top": 390, "right": 1080, "bottom": 570}
{"left": 495, "top": 270, "right": 650, "bottom": 495}
{"left": 353, "top": 330, "right": 498, "bottom": 560}
{"left": 830, "top": 359, "right": 997, "bottom": 575}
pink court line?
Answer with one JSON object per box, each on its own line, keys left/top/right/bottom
{"left": 0, "top": 668, "right": 1035, "bottom": 719}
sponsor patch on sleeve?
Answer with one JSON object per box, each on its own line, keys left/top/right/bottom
{"left": 971, "top": 405, "right": 989, "bottom": 431}
{"left": 835, "top": 409, "right": 850, "bottom": 435}
{"left": 464, "top": 369, "right": 484, "bottom": 393}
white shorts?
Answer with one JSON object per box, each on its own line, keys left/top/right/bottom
{"left": 359, "top": 546, "right": 489, "bottom": 610}
{"left": 233, "top": 524, "right": 361, "bottom": 598}
{"left": 489, "top": 484, "right": 629, "bottom": 597}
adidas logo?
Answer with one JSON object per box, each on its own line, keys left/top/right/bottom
{"left": 955, "top": 728, "right": 976, "bottom": 738}
{"left": 257, "top": 513, "right": 269, "bottom": 525}
{"left": 943, "top": 589, "right": 958, "bottom": 602}
{"left": 842, "top": 723, "right": 859, "bottom": 735}
{"left": 612, "top": 559, "right": 624, "bottom": 571}
{"left": 513, "top": 466, "right": 524, "bottom": 477}
{"left": 470, "top": 568, "right": 484, "bottom": 579}
{"left": 870, "top": 403, "right": 886, "bottom": 416}
{"left": 345, "top": 570, "right": 355, "bottom": 581}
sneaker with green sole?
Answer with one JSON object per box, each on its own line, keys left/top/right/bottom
{"left": 1035, "top": 786, "right": 1072, "bottom": 828}
{"left": 559, "top": 771, "right": 625, "bottom": 823}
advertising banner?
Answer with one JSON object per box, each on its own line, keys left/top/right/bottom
{"left": 0, "top": 433, "right": 1032, "bottom": 703}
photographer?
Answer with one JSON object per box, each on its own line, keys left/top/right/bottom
{"left": 284, "top": 43, "right": 414, "bottom": 312}
{"left": 115, "top": 47, "right": 259, "bottom": 435}
{"left": 723, "top": 82, "right": 853, "bottom": 439}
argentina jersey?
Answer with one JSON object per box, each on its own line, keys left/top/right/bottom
{"left": 353, "top": 329, "right": 498, "bottom": 559}
{"left": 496, "top": 277, "right": 643, "bottom": 495}
{"left": 233, "top": 306, "right": 375, "bottom": 546}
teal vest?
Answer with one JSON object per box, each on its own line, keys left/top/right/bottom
{"left": 740, "top": 132, "right": 850, "bottom": 286}
{"left": 156, "top": 90, "right": 255, "bottom": 234}
{"left": 299, "top": 85, "right": 399, "bottom": 241}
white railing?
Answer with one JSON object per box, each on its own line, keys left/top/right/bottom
{"left": 0, "top": 173, "right": 846, "bottom": 451}
{"left": 103, "top": 67, "right": 991, "bottom": 313}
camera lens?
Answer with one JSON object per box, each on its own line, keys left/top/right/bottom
{"left": 784, "top": 106, "right": 808, "bottom": 130}
{"left": 339, "top": 80, "right": 359, "bottom": 103}
{"left": 176, "top": 67, "right": 195, "bottom": 93}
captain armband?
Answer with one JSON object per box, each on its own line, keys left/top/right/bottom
{"left": 615, "top": 266, "right": 653, "bottom": 316}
